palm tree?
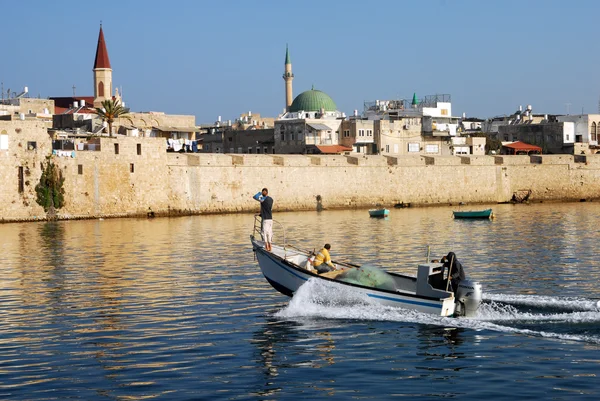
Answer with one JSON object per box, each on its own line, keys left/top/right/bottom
{"left": 94, "top": 99, "right": 128, "bottom": 137}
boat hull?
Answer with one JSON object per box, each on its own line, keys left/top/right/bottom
{"left": 252, "top": 238, "right": 455, "bottom": 316}
{"left": 369, "top": 208, "right": 389, "bottom": 218}
{"left": 453, "top": 208, "right": 492, "bottom": 219}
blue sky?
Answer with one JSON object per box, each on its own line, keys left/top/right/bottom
{"left": 2, "top": 0, "right": 600, "bottom": 123}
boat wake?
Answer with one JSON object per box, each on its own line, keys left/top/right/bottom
{"left": 274, "top": 279, "right": 600, "bottom": 344}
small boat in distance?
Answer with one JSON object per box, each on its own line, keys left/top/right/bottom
{"left": 453, "top": 208, "right": 493, "bottom": 219}
{"left": 369, "top": 208, "right": 389, "bottom": 218}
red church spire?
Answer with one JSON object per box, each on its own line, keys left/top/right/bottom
{"left": 93, "top": 25, "right": 111, "bottom": 69}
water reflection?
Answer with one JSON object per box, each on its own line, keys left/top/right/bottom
{"left": 416, "top": 326, "right": 466, "bottom": 362}
{"left": 0, "top": 203, "right": 599, "bottom": 399}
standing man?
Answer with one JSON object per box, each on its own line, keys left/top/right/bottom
{"left": 441, "top": 252, "right": 465, "bottom": 295}
{"left": 253, "top": 188, "right": 273, "bottom": 251}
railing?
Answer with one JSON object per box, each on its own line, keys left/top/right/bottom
{"left": 253, "top": 215, "right": 287, "bottom": 252}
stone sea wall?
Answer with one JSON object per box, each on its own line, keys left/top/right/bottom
{"left": 2, "top": 135, "right": 600, "bottom": 223}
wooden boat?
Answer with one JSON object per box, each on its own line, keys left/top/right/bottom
{"left": 369, "top": 208, "right": 389, "bottom": 218}
{"left": 453, "top": 208, "right": 493, "bottom": 219}
{"left": 250, "top": 218, "right": 482, "bottom": 317}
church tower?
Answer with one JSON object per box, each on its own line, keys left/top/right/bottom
{"left": 93, "top": 25, "right": 112, "bottom": 107}
{"left": 282, "top": 45, "right": 294, "bottom": 111}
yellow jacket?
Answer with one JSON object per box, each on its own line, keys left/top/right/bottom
{"left": 313, "top": 248, "right": 334, "bottom": 267}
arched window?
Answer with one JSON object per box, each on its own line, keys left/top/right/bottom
{"left": 98, "top": 81, "right": 104, "bottom": 97}
{"left": 591, "top": 122, "right": 597, "bottom": 142}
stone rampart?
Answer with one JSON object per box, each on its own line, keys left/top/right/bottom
{"left": 3, "top": 133, "right": 600, "bottom": 222}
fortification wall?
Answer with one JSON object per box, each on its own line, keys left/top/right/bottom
{"left": 3, "top": 132, "right": 600, "bottom": 222}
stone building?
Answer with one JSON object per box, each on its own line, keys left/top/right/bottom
{"left": 275, "top": 88, "right": 346, "bottom": 154}
{"left": 498, "top": 121, "right": 574, "bottom": 154}
{"left": 353, "top": 94, "right": 463, "bottom": 156}
{"left": 0, "top": 117, "right": 54, "bottom": 219}
{"left": 92, "top": 25, "right": 113, "bottom": 108}
{"left": 0, "top": 89, "right": 54, "bottom": 118}
{"left": 556, "top": 114, "right": 600, "bottom": 154}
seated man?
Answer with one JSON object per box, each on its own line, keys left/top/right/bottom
{"left": 313, "top": 244, "right": 335, "bottom": 274}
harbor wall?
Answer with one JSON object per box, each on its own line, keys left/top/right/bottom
{"left": 3, "top": 134, "right": 600, "bottom": 222}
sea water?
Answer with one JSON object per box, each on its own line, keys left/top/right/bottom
{"left": 0, "top": 202, "right": 599, "bottom": 400}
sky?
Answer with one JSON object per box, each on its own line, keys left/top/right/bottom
{"left": 2, "top": 0, "right": 600, "bottom": 124}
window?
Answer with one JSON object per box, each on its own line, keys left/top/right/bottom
{"left": 263, "top": 147, "right": 268, "bottom": 153}
{"left": 130, "top": 163, "right": 134, "bottom": 173}
{"left": 425, "top": 144, "right": 439, "bottom": 153}
{"left": 280, "top": 133, "right": 284, "bottom": 141}
{"left": 137, "top": 143, "right": 142, "bottom": 155}
{"left": 248, "top": 147, "right": 252, "bottom": 154}
{"left": 592, "top": 122, "right": 597, "bottom": 142}
{"left": 78, "top": 165, "right": 83, "bottom": 175}
{"left": 344, "top": 130, "right": 350, "bottom": 137}
{"left": 504, "top": 134, "right": 509, "bottom": 141}
{"left": 0, "top": 133, "right": 8, "bottom": 150}
{"left": 256, "top": 146, "right": 260, "bottom": 153}
{"left": 114, "top": 143, "right": 119, "bottom": 154}
{"left": 18, "top": 166, "right": 24, "bottom": 193}
{"left": 367, "top": 129, "right": 373, "bottom": 137}
{"left": 27, "top": 141, "right": 37, "bottom": 150}
{"left": 394, "top": 144, "right": 399, "bottom": 153}
{"left": 229, "top": 147, "right": 234, "bottom": 153}
{"left": 291, "top": 133, "right": 294, "bottom": 141}
{"left": 237, "top": 147, "right": 242, "bottom": 153}
{"left": 385, "top": 145, "right": 390, "bottom": 153}
{"left": 408, "top": 143, "right": 420, "bottom": 152}
{"left": 441, "top": 109, "right": 448, "bottom": 115}
{"left": 359, "top": 129, "right": 365, "bottom": 137}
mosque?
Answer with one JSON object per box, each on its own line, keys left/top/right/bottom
{"left": 275, "top": 46, "right": 350, "bottom": 154}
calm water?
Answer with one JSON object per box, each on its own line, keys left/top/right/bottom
{"left": 1, "top": 203, "right": 599, "bottom": 400}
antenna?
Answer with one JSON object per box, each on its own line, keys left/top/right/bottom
{"left": 72, "top": 84, "right": 76, "bottom": 96}
{"left": 565, "top": 102, "right": 571, "bottom": 115}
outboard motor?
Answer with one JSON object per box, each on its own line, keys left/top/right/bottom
{"left": 454, "top": 279, "right": 482, "bottom": 317}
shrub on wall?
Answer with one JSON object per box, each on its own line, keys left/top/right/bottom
{"left": 35, "top": 156, "right": 65, "bottom": 219}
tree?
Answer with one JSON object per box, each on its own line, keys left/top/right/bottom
{"left": 35, "top": 156, "right": 65, "bottom": 220}
{"left": 94, "top": 99, "right": 128, "bottom": 137}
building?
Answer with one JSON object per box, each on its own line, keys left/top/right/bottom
{"left": 459, "top": 116, "right": 484, "bottom": 134}
{"left": 349, "top": 94, "right": 464, "bottom": 156}
{"left": 283, "top": 45, "right": 294, "bottom": 112}
{"left": 93, "top": 25, "right": 113, "bottom": 108}
{"left": 556, "top": 114, "right": 600, "bottom": 154}
{"left": 275, "top": 87, "right": 346, "bottom": 154}
{"left": 492, "top": 105, "right": 579, "bottom": 154}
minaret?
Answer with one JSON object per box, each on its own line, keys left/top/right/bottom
{"left": 93, "top": 25, "right": 112, "bottom": 107}
{"left": 411, "top": 92, "right": 418, "bottom": 109}
{"left": 282, "top": 44, "right": 294, "bottom": 112}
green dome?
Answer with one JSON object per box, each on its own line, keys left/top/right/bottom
{"left": 289, "top": 88, "right": 337, "bottom": 113}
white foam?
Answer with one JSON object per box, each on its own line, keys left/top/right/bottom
{"left": 484, "top": 293, "right": 599, "bottom": 311}
{"left": 275, "top": 283, "right": 600, "bottom": 344}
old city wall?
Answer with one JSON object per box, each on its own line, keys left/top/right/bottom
{"left": 166, "top": 153, "right": 600, "bottom": 214}
{"left": 3, "top": 133, "right": 600, "bottom": 222}
{"left": 0, "top": 120, "right": 53, "bottom": 220}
